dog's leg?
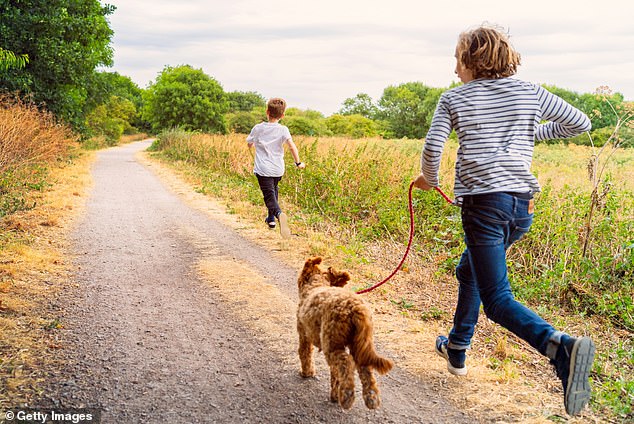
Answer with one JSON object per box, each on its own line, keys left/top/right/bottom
{"left": 357, "top": 365, "right": 381, "bottom": 409}
{"left": 326, "top": 350, "right": 355, "bottom": 410}
{"left": 297, "top": 323, "right": 315, "bottom": 377}
{"left": 329, "top": 370, "right": 338, "bottom": 403}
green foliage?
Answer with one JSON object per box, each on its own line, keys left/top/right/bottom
{"left": 153, "top": 131, "right": 633, "bottom": 418}
{"left": 377, "top": 82, "right": 439, "bottom": 138}
{"left": 226, "top": 111, "right": 266, "bottom": 134}
{"left": 0, "top": 1, "right": 115, "bottom": 130}
{"left": 87, "top": 71, "right": 145, "bottom": 130}
{"left": 226, "top": 90, "right": 266, "bottom": 112}
{"left": 143, "top": 65, "right": 228, "bottom": 133}
{"left": 282, "top": 115, "right": 330, "bottom": 136}
{"left": 540, "top": 85, "right": 627, "bottom": 134}
{"left": 85, "top": 95, "right": 136, "bottom": 144}
{"left": 325, "top": 114, "right": 379, "bottom": 138}
{"left": 339, "top": 93, "right": 378, "bottom": 119}
{"left": 513, "top": 184, "right": 634, "bottom": 330}
{"left": 0, "top": 47, "right": 28, "bottom": 71}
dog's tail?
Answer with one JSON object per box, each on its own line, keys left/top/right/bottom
{"left": 350, "top": 305, "right": 394, "bottom": 375}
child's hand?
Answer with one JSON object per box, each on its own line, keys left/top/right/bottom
{"left": 413, "top": 173, "right": 432, "bottom": 190}
{"left": 296, "top": 162, "right": 306, "bottom": 169}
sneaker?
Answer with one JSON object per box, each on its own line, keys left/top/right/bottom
{"left": 277, "top": 212, "right": 291, "bottom": 239}
{"left": 551, "top": 335, "right": 595, "bottom": 416}
{"left": 265, "top": 217, "right": 276, "bottom": 229}
{"left": 435, "top": 336, "right": 467, "bottom": 376}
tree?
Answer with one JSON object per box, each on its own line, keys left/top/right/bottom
{"left": 0, "top": 1, "right": 115, "bottom": 130}
{"left": 377, "top": 82, "right": 432, "bottom": 138}
{"left": 142, "top": 65, "right": 228, "bottom": 133}
{"left": 339, "top": 93, "right": 378, "bottom": 119}
{"left": 88, "top": 71, "right": 146, "bottom": 130}
{"left": 226, "top": 91, "right": 265, "bottom": 113}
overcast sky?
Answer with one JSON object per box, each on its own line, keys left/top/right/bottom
{"left": 103, "top": 0, "right": 634, "bottom": 116}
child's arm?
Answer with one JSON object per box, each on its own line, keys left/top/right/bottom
{"left": 286, "top": 139, "right": 306, "bottom": 169}
{"left": 421, "top": 97, "right": 452, "bottom": 187}
{"left": 535, "top": 86, "right": 591, "bottom": 141}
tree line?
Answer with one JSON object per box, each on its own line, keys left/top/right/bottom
{"left": 1, "top": 1, "right": 631, "bottom": 147}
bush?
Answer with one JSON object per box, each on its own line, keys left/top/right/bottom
{"left": 325, "top": 114, "right": 379, "bottom": 138}
{"left": 227, "top": 111, "right": 265, "bottom": 134}
{"left": 85, "top": 95, "right": 136, "bottom": 144}
{"left": 282, "top": 115, "right": 331, "bottom": 136}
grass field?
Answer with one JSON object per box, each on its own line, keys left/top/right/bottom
{"left": 151, "top": 129, "right": 633, "bottom": 420}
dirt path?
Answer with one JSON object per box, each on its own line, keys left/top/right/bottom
{"left": 34, "top": 140, "right": 476, "bottom": 423}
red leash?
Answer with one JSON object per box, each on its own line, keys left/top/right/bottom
{"left": 356, "top": 182, "right": 454, "bottom": 294}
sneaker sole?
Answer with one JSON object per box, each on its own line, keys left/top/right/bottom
{"left": 435, "top": 342, "right": 467, "bottom": 376}
{"left": 565, "top": 337, "right": 595, "bottom": 416}
{"left": 278, "top": 212, "right": 291, "bottom": 239}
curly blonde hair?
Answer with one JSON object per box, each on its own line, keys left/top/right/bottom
{"left": 456, "top": 25, "right": 521, "bottom": 79}
{"left": 267, "top": 98, "right": 287, "bottom": 120}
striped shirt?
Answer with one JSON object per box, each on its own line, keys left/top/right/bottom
{"left": 422, "top": 78, "right": 591, "bottom": 198}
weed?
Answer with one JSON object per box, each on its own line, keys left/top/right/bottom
{"left": 420, "top": 306, "right": 446, "bottom": 321}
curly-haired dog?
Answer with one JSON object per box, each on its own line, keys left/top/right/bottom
{"left": 296, "top": 257, "right": 393, "bottom": 410}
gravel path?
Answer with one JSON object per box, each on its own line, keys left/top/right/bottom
{"left": 35, "top": 140, "right": 476, "bottom": 423}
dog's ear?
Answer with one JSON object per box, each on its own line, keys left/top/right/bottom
{"left": 326, "top": 266, "right": 351, "bottom": 287}
{"left": 299, "top": 257, "right": 322, "bottom": 289}
{"left": 302, "top": 257, "right": 322, "bottom": 271}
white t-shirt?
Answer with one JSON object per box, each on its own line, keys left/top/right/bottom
{"left": 246, "top": 122, "right": 292, "bottom": 177}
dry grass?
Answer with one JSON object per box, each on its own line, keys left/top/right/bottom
{"left": 0, "top": 94, "right": 76, "bottom": 174}
{"left": 0, "top": 150, "right": 94, "bottom": 408}
{"left": 144, "top": 151, "right": 602, "bottom": 423}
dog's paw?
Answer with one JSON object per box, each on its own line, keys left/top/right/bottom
{"left": 339, "top": 388, "right": 355, "bottom": 410}
{"left": 363, "top": 389, "right": 381, "bottom": 409}
{"left": 300, "top": 369, "right": 316, "bottom": 378}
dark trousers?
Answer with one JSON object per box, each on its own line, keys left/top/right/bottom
{"left": 255, "top": 174, "right": 282, "bottom": 219}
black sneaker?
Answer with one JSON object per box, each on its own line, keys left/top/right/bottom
{"left": 265, "top": 217, "right": 276, "bottom": 229}
{"left": 551, "top": 335, "right": 595, "bottom": 416}
{"left": 435, "top": 336, "right": 467, "bottom": 376}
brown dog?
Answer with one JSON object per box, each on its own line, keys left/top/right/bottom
{"left": 296, "top": 257, "right": 393, "bottom": 409}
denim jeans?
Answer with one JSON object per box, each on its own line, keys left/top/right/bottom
{"left": 255, "top": 174, "right": 282, "bottom": 219}
{"left": 448, "top": 192, "right": 557, "bottom": 357}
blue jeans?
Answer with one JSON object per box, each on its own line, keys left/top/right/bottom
{"left": 448, "top": 192, "right": 557, "bottom": 357}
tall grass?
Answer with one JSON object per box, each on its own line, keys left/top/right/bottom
{"left": 153, "top": 129, "right": 633, "bottom": 327}
{"left": 153, "top": 128, "right": 633, "bottom": 417}
{"left": 0, "top": 95, "right": 77, "bottom": 218}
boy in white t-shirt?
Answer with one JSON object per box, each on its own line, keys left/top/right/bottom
{"left": 247, "top": 98, "right": 305, "bottom": 238}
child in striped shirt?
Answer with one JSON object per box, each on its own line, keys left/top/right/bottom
{"left": 413, "top": 24, "right": 594, "bottom": 416}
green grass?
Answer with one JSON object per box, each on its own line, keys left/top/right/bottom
{"left": 151, "top": 128, "right": 633, "bottom": 420}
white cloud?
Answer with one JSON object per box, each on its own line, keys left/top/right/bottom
{"left": 104, "top": 0, "right": 634, "bottom": 115}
